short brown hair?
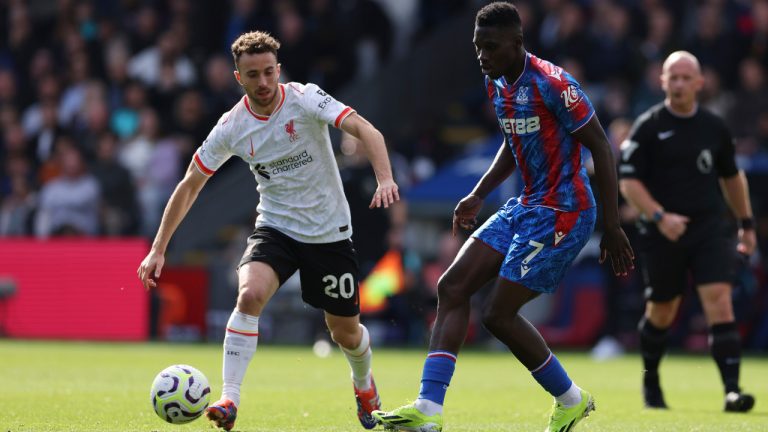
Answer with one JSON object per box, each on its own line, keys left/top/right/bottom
{"left": 231, "top": 31, "right": 281, "bottom": 64}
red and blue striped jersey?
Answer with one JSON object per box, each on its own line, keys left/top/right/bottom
{"left": 485, "top": 52, "right": 596, "bottom": 211}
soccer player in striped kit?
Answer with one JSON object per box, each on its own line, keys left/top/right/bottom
{"left": 137, "top": 31, "right": 398, "bottom": 430}
{"left": 374, "top": 2, "right": 633, "bottom": 431}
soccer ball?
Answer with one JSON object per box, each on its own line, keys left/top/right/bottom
{"left": 150, "top": 364, "right": 211, "bottom": 424}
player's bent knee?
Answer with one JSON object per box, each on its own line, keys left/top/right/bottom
{"left": 646, "top": 299, "right": 680, "bottom": 328}
{"left": 699, "top": 284, "right": 732, "bottom": 306}
{"left": 703, "top": 293, "right": 732, "bottom": 311}
{"left": 436, "top": 277, "right": 471, "bottom": 307}
{"left": 328, "top": 327, "right": 359, "bottom": 349}
{"left": 236, "top": 286, "right": 271, "bottom": 311}
{"left": 701, "top": 296, "right": 735, "bottom": 324}
{"left": 330, "top": 333, "right": 355, "bottom": 349}
{"left": 646, "top": 309, "right": 676, "bottom": 328}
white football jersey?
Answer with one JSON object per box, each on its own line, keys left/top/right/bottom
{"left": 193, "top": 82, "right": 356, "bottom": 243}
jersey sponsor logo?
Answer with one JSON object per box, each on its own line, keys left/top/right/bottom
{"left": 316, "top": 88, "right": 333, "bottom": 110}
{"left": 516, "top": 86, "right": 529, "bottom": 105}
{"left": 620, "top": 139, "right": 639, "bottom": 161}
{"left": 285, "top": 120, "right": 300, "bottom": 142}
{"left": 499, "top": 116, "right": 541, "bottom": 135}
{"left": 697, "top": 149, "right": 713, "bottom": 173}
{"left": 251, "top": 163, "right": 271, "bottom": 179}
{"left": 657, "top": 130, "right": 675, "bottom": 140}
{"left": 521, "top": 239, "right": 544, "bottom": 278}
{"left": 561, "top": 85, "right": 582, "bottom": 109}
{"left": 260, "top": 150, "right": 314, "bottom": 176}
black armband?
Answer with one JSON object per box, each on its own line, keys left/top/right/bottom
{"left": 739, "top": 218, "right": 755, "bottom": 230}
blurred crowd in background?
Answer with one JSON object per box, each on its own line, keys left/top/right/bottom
{"left": 2, "top": 0, "right": 768, "bottom": 352}
{"left": 0, "top": 0, "right": 467, "bottom": 238}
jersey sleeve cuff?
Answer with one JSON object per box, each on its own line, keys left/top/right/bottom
{"left": 193, "top": 153, "right": 215, "bottom": 176}
{"left": 334, "top": 107, "right": 355, "bottom": 128}
{"left": 569, "top": 110, "right": 595, "bottom": 134}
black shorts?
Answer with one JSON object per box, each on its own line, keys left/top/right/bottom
{"left": 238, "top": 226, "right": 360, "bottom": 317}
{"left": 637, "top": 216, "right": 738, "bottom": 302}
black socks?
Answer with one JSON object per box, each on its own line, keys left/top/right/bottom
{"left": 710, "top": 322, "right": 742, "bottom": 394}
{"left": 639, "top": 317, "right": 668, "bottom": 384}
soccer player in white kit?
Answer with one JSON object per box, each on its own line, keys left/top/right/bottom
{"left": 137, "top": 31, "right": 399, "bottom": 431}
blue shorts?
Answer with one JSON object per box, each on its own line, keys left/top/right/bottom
{"left": 473, "top": 201, "right": 596, "bottom": 294}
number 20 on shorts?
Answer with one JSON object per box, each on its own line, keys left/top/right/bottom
{"left": 323, "top": 273, "right": 355, "bottom": 299}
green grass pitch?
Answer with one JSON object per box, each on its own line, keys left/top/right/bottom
{"left": 1, "top": 340, "right": 766, "bottom": 431}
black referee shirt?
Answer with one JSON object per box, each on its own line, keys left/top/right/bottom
{"left": 618, "top": 102, "right": 738, "bottom": 218}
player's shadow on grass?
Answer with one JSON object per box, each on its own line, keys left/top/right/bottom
{"left": 653, "top": 407, "right": 768, "bottom": 418}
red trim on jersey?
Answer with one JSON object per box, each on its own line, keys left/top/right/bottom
{"left": 500, "top": 84, "right": 532, "bottom": 205}
{"left": 193, "top": 153, "right": 215, "bottom": 176}
{"left": 565, "top": 100, "right": 593, "bottom": 209}
{"left": 509, "top": 53, "right": 530, "bottom": 87}
{"left": 334, "top": 107, "right": 354, "bottom": 128}
{"left": 243, "top": 84, "right": 286, "bottom": 121}
{"left": 570, "top": 111, "right": 594, "bottom": 134}
{"left": 226, "top": 327, "right": 260, "bottom": 337}
{"left": 486, "top": 78, "right": 495, "bottom": 100}
{"left": 554, "top": 210, "right": 580, "bottom": 247}
{"left": 287, "top": 82, "right": 305, "bottom": 94}
{"left": 511, "top": 134, "right": 532, "bottom": 206}
{"left": 571, "top": 141, "right": 590, "bottom": 209}
{"left": 566, "top": 95, "right": 593, "bottom": 133}
{"left": 532, "top": 85, "right": 563, "bottom": 208}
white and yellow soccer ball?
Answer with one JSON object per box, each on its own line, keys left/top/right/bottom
{"left": 150, "top": 364, "right": 211, "bottom": 424}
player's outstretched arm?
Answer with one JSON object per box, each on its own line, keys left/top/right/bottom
{"left": 137, "top": 161, "right": 210, "bottom": 289}
{"left": 453, "top": 140, "right": 517, "bottom": 236}
{"left": 574, "top": 116, "right": 634, "bottom": 276}
{"left": 339, "top": 112, "right": 399, "bottom": 209}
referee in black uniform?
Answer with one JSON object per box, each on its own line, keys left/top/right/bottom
{"left": 619, "top": 51, "right": 757, "bottom": 412}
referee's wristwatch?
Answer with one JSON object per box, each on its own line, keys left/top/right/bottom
{"left": 652, "top": 209, "right": 665, "bottom": 224}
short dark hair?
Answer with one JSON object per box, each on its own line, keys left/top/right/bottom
{"left": 231, "top": 31, "right": 281, "bottom": 64}
{"left": 475, "top": 1, "right": 522, "bottom": 30}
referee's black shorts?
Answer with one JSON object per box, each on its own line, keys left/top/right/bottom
{"left": 637, "top": 215, "right": 738, "bottom": 302}
{"left": 238, "top": 226, "right": 361, "bottom": 317}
